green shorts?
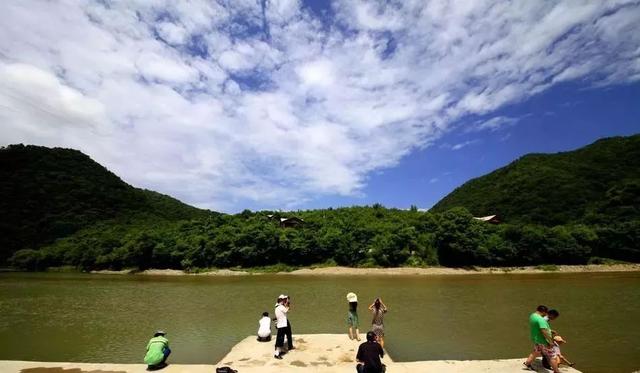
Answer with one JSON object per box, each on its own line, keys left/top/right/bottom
{"left": 347, "top": 311, "right": 359, "bottom": 327}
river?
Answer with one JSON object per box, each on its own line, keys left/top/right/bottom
{"left": 1, "top": 272, "right": 639, "bottom": 373}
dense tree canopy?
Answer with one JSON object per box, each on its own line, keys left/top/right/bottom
{"left": 0, "top": 144, "right": 211, "bottom": 263}
{"left": 2, "top": 139, "right": 639, "bottom": 271}
{"left": 8, "top": 206, "right": 639, "bottom": 271}
{"left": 431, "top": 135, "right": 640, "bottom": 226}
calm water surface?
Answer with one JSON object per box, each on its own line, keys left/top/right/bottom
{"left": 1, "top": 272, "right": 639, "bottom": 373}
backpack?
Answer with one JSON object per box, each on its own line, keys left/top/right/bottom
{"left": 216, "top": 367, "right": 237, "bottom": 373}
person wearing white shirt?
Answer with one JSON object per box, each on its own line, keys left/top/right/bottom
{"left": 283, "top": 295, "right": 294, "bottom": 351}
{"left": 257, "top": 311, "right": 272, "bottom": 342}
{"left": 273, "top": 295, "right": 289, "bottom": 359}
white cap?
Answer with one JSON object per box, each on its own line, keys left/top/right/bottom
{"left": 346, "top": 292, "right": 358, "bottom": 302}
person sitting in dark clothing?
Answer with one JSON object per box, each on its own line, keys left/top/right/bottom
{"left": 356, "top": 331, "right": 385, "bottom": 373}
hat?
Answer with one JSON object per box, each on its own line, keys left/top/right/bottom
{"left": 346, "top": 292, "right": 358, "bottom": 302}
{"left": 553, "top": 335, "right": 566, "bottom": 343}
{"left": 154, "top": 330, "right": 166, "bottom": 336}
{"left": 278, "top": 294, "right": 287, "bottom": 299}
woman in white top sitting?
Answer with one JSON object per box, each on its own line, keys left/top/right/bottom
{"left": 257, "top": 311, "right": 272, "bottom": 342}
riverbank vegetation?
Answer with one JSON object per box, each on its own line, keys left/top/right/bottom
{"left": 8, "top": 205, "right": 639, "bottom": 271}
{"left": 2, "top": 136, "right": 639, "bottom": 272}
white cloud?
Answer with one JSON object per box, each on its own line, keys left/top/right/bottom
{"left": 473, "top": 116, "right": 520, "bottom": 132}
{"left": 136, "top": 52, "right": 199, "bottom": 83}
{"left": 0, "top": 63, "right": 108, "bottom": 134}
{"left": 0, "top": 0, "right": 639, "bottom": 211}
{"left": 349, "top": 1, "right": 404, "bottom": 31}
{"left": 296, "top": 59, "right": 336, "bottom": 87}
{"left": 445, "top": 140, "right": 481, "bottom": 151}
{"left": 156, "top": 22, "right": 189, "bottom": 45}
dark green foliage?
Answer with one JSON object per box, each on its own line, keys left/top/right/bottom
{"left": 9, "top": 249, "right": 43, "bottom": 271}
{"left": 434, "top": 208, "right": 484, "bottom": 266}
{"left": 432, "top": 135, "right": 640, "bottom": 226}
{"left": 3, "top": 140, "right": 640, "bottom": 271}
{"left": 0, "top": 144, "right": 212, "bottom": 263}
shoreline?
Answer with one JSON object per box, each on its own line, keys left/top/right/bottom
{"left": 84, "top": 263, "right": 640, "bottom": 276}
{"left": 0, "top": 334, "right": 583, "bottom": 372}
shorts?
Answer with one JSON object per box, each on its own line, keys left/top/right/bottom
{"left": 533, "top": 344, "right": 558, "bottom": 359}
{"left": 372, "top": 323, "right": 384, "bottom": 337}
{"left": 347, "top": 311, "right": 359, "bottom": 328}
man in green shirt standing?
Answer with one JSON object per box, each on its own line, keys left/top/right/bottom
{"left": 144, "top": 330, "right": 171, "bottom": 370}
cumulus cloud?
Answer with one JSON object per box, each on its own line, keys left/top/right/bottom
{"left": 155, "top": 22, "right": 189, "bottom": 45}
{"left": 1, "top": 0, "right": 639, "bottom": 211}
{"left": 0, "top": 63, "right": 109, "bottom": 139}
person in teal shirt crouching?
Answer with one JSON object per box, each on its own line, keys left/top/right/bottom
{"left": 144, "top": 330, "right": 171, "bottom": 370}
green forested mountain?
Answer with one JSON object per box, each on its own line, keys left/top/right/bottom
{"left": 432, "top": 135, "right": 640, "bottom": 225}
{"left": 2, "top": 140, "right": 639, "bottom": 271}
{"left": 0, "top": 144, "right": 211, "bottom": 263}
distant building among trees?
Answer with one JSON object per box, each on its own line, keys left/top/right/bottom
{"left": 267, "top": 214, "right": 305, "bottom": 228}
{"left": 473, "top": 215, "right": 501, "bottom": 224}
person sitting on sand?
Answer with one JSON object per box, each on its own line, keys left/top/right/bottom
{"left": 144, "top": 330, "right": 171, "bottom": 370}
{"left": 258, "top": 311, "right": 272, "bottom": 342}
{"left": 356, "top": 331, "right": 385, "bottom": 373}
{"left": 347, "top": 292, "right": 361, "bottom": 341}
{"left": 369, "top": 298, "right": 388, "bottom": 348}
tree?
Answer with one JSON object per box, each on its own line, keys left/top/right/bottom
{"left": 435, "top": 208, "right": 486, "bottom": 266}
{"left": 9, "top": 249, "right": 42, "bottom": 271}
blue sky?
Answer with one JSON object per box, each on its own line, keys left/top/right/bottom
{"left": 311, "top": 82, "right": 640, "bottom": 210}
{"left": 1, "top": 1, "right": 639, "bottom": 212}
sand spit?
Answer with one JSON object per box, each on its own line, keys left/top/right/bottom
{"left": 89, "top": 263, "right": 640, "bottom": 277}
{"left": 0, "top": 334, "right": 582, "bottom": 372}
{"left": 288, "top": 263, "right": 640, "bottom": 275}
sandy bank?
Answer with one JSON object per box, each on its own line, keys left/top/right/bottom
{"left": 89, "top": 263, "right": 640, "bottom": 276}
{"left": 91, "top": 269, "right": 251, "bottom": 276}
{"left": 288, "top": 263, "right": 640, "bottom": 275}
{"left": 0, "top": 334, "right": 583, "bottom": 372}
{"left": 0, "top": 359, "right": 582, "bottom": 373}
{"left": 0, "top": 334, "right": 584, "bottom": 372}
{"left": 216, "top": 334, "right": 582, "bottom": 372}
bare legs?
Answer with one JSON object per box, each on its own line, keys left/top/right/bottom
{"left": 524, "top": 350, "right": 563, "bottom": 373}
{"left": 348, "top": 327, "right": 361, "bottom": 341}
{"left": 549, "top": 357, "right": 560, "bottom": 373}
{"left": 557, "top": 354, "right": 574, "bottom": 367}
{"left": 524, "top": 350, "right": 540, "bottom": 366}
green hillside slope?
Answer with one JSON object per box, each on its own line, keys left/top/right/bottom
{"left": 431, "top": 135, "right": 640, "bottom": 225}
{"left": 2, "top": 140, "right": 638, "bottom": 271}
{"left": 0, "top": 144, "right": 211, "bottom": 263}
